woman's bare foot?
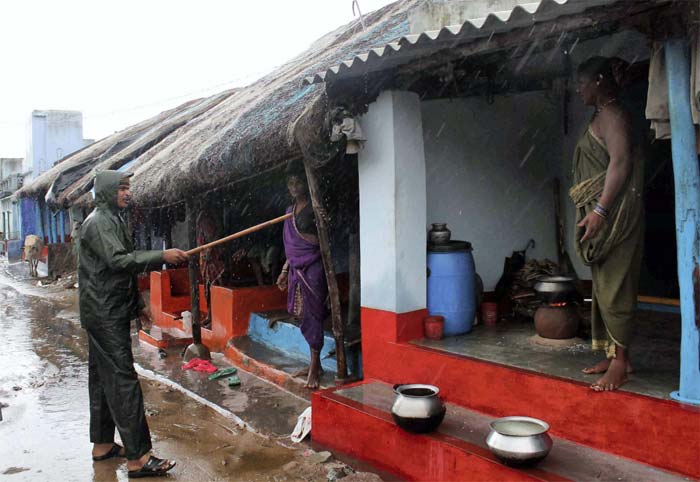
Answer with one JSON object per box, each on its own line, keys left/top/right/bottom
{"left": 292, "top": 365, "right": 324, "bottom": 379}
{"left": 591, "top": 357, "right": 628, "bottom": 391}
{"left": 582, "top": 358, "right": 633, "bottom": 375}
{"left": 305, "top": 349, "right": 322, "bottom": 389}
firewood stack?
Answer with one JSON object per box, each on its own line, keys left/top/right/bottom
{"left": 508, "top": 259, "right": 559, "bottom": 318}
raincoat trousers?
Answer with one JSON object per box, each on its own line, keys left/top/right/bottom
{"left": 79, "top": 171, "right": 163, "bottom": 460}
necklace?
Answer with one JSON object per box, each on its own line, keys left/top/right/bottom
{"left": 593, "top": 97, "right": 617, "bottom": 118}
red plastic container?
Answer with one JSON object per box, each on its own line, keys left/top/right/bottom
{"left": 481, "top": 302, "right": 499, "bottom": 326}
{"left": 424, "top": 316, "right": 445, "bottom": 340}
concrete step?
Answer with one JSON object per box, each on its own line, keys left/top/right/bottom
{"left": 224, "top": 335, "right": 338, "bottom": 399}
{"left": 139, "top": 326, "right": 192, "bottom": 350}
{"left": 361, "top": 320, "right": 700, "bottom": 477}
{"left": 312, "top": 380, "right": 691, "bottom": 482}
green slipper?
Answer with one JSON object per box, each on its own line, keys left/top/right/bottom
{"left": 227, "top": 375, "right": 241, "bottom": 387}
{"left": 208, "top": 367, "right": 238, "bottom": 381}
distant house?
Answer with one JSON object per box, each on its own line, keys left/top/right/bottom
{"left": 0, "top": 157, "right": 24, "bottom": 244}
{"left": 19, "top": 110, "right": 92, "bottom": 245}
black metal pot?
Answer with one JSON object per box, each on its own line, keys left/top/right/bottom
{"left": 391, "top": 384, "right": 446, "bottom": 434}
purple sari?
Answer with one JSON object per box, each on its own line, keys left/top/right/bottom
{"left": 284, "top": 205, "right": 327, "bottom": 351}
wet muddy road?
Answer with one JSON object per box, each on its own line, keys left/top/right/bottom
{"left": 0, "top": 269, "right": 382, "bottom": 482}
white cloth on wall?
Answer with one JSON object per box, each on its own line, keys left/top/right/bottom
{"left": 690, "top": 33, "right": 700, "bottom": 125}
{"left": 646, "top": 42, "right": 672, "bottom": 139}
{"left": 645, "top": 37, "right": 700, "bottom": 139}
{"left": 330, "top": 117, "right": 366, "bottom": 154}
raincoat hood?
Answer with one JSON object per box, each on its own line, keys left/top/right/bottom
{"left": 94, "top": 170, "right": 131, "bottom": 211}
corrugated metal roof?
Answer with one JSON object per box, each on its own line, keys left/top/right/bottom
{"left": 303, "top": 0, "right": 624, "bottom": 85}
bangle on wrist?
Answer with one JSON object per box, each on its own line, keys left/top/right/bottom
{"left": 593, "top": 206, "right": 608, "bottom": 220}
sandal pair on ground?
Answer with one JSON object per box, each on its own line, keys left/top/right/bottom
{"left": 93, "top": 443, "right": 176, "bottom": 478}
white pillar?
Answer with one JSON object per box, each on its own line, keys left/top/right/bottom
{"left": 358, "top": 90, "right": 427, "bottom": 314}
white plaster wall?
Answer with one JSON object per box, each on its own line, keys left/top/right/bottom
{"left": 25, "top": 111, "right": 84, "bottom": 180}
{"left": 359, "top": 90, "right": 427, "bottom": 313}
{"left": 422, "top": 92, "right": 561, "bottom": 290}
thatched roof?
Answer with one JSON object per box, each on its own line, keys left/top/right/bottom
{"left": 19, "top": 89, "right": 236, "bottom": 208}
{"left": 128, "top": 0, "right": 418, "bottom": 207}
{"left": 19, "top": 0, "right": 419, "bottom": 209}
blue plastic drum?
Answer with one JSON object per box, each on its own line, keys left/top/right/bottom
{"left": 427, "top": 241, "right": 476, "bottom": 336}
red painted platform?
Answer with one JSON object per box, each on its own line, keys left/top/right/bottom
{"left": 146, "top": 268, "right": 287, "bottom": 352}
{"left": 313, "top": 381, "right": 689, "bottom": 482}
{"left": 350, "top": 307, "right": 700, "bottom": 479}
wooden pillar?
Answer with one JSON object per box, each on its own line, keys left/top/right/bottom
{"left": 186, "top": 199, "right": 202, "bottom": 345}
{"left": 665, "top": 38, "right": 700, "bottom": 405}
{"left": 302, "top": 159, "right": 348, "bottom": 380}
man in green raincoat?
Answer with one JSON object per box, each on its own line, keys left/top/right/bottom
{"left": 79, "top": 170, "right": 187, "bottom": 477}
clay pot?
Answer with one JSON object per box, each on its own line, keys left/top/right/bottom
{"left": 424, "top": 316, "right": 444, "bottom": 340}
{"left": 481, "top": 302, "right": 498, "bottom": 326}
{"left": 534, "top": 306, "right": 580, "bottom": 339}
{"left": 428, "top": 223, "right": 451, "bottom": 245}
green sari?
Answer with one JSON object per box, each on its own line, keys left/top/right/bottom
{"left": 569, "top": 127, "right": 644, "bottom": 356}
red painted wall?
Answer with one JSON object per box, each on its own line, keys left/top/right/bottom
{"left": 360, "top": 307, "right": 700, "bottom": 479}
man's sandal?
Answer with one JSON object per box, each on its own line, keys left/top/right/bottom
{"left": 128, "top": 456, "right": 176, "bottom": 478}
{"left": 92, "top": 444, "right": 125, "bottom": 461}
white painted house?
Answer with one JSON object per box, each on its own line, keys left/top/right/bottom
{"left": 24, "top": 110, "right": 87, "bottom": 182}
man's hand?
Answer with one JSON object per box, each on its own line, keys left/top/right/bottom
{"left": 578, "top": 212, "right": 605, "bottom": 243}
{"left": 276, "top": 271, "right": 288, "bottom": 292}
{"left": 163, "top": 249, "right": 189, "bottom": 264}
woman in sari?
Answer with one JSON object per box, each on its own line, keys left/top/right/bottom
{"left": 276, "top": 164, "right": 327, "bottom": 389}
{"left": 571, "top": 57, "right": 645, "bottom": 391}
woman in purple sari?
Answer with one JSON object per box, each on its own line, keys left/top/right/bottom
{"left": 276, "top": 167, "right": 327, "bottom": 389}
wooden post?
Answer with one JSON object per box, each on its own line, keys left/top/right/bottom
{"left": 186, "top": 199, "right": 202, "bottom": 346}
{"left": 302, "top": 158, "right": 348, "bottom": 380}
{"left": 665, "top": 38, "right": 700, "bottom": 405}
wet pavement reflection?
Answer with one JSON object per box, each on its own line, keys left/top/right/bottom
{"left": 0, "top": 268, "right": 382, "bottom": 482}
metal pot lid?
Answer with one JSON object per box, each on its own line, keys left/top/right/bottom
{"left": 428, "top": 240, "right": 472, "bottom": 252}
{"left": 537, "top": 276, "right": 574, "bottom": 283}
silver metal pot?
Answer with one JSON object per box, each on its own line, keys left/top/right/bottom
{"left": 391, "top": 384, "right": 446, "bottom": 434}
{"left": 486, "top": 416, "right": 553, "bottom": 466}
{"left": 534, "top": 276, "right": 576, "bottom": 304}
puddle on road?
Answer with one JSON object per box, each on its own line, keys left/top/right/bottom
{"left": 0, "top": 271, "right": 383, "bottom": 482}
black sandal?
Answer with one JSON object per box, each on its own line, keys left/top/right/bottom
{"left": 92, "top": 443, "right": 125, "bottom": 461}
{"left": 128, "top": 456, "right": 176, "bottom": 478}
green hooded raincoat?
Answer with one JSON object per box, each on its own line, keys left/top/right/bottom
{"left": 78, "top": 170, "right": 163, "bottom": 460}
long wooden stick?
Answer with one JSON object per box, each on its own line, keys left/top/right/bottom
{"left": 186, "top": 199, "right": 202, "bottom": 345}
{"left": 185, "top": 213, "right": 292, "bottom": 256}
{"left": 302, "top": 158, "right": 348, "bottom": 381}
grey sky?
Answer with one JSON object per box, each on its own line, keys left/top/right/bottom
{"left": 0, "top": 0, "right": 395, "bottom": 158}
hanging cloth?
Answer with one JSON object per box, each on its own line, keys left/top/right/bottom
{"left": 645, "top": 37, "right": 700, "bottom": 140}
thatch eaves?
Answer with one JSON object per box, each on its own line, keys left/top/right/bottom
{"left": 128, "top": 0, "right": 418, "bottom": 207}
